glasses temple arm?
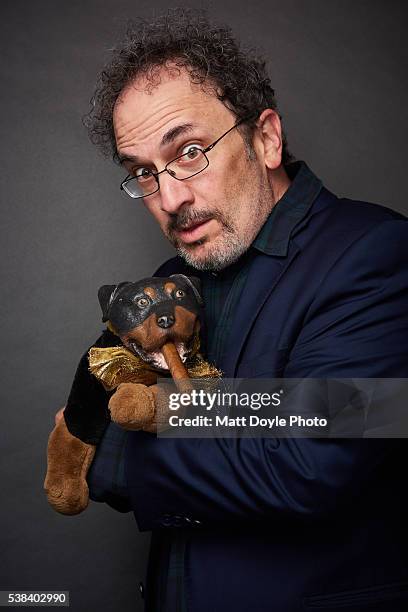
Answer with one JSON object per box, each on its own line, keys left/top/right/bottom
{"left": 203, "top": 115, "right": 256, "bottom": 153}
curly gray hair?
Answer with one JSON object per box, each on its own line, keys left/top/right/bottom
{"left": 84, "top": 8, "right": 293, "bottom": 164}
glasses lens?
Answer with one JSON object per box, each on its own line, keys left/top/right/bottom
{"left": 122, "top": 175, "right": 157, "bottom": 198}
{"left": 167, "top": 148, "right": 208, "bottom": 179}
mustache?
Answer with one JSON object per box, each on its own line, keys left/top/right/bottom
{"left": 168, "top": 209, "right": 213, "bottom": 232}
{"left": 167, "top": 208, "right": 234, "bottom": 234}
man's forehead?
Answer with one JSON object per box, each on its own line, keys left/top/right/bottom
{"left": 113, "top": 66, "right": 232, "bottom": 153}
{"left": 114, "top": 66, "right": 214, "bottom": 115}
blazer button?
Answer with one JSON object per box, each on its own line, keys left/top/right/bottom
{"left": 161, "top": 514, "right": 172, "bottom": 527}
{"left": 139, "top": 582, "right": 144, "bottom": 599}
{"left": 173, "top": 515, "right": 183, "bottom": 527}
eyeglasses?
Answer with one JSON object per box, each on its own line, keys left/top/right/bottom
{"left": 120, "top": 115, "right": 253, "bottom": 200}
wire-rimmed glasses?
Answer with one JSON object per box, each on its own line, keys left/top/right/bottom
{"left": 120, "top": 115, "right": 253, "bottom": 199}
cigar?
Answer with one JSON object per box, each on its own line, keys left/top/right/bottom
{"left": 161, "top": 342, "right": 191, "bottom": 393}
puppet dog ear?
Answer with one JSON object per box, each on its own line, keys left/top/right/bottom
{"left": 98, "top": 282, "right": 132, "bottom": 322}
{"left": 98, "top": 285, "right": 118, "bottom": 322}
{"left": 169, "top": 274, "right": 203, "bottom": 306}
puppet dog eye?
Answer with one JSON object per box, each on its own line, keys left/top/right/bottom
{"left": 137, "top": 297, "right": 150, "bottom": 308}
{"left": 175, "top": 289, "right": 185, "bottom": 299}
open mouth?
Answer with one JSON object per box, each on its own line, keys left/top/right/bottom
{"left": 127, "top": 340, "right": 190, "bottom": 371}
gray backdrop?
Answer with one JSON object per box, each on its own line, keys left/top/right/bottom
{"left": 1, "top": 1, "right": 407, "bottom": 610}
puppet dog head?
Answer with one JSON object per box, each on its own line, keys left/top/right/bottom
{"left": 98, "top": 275, "right": 203, "bottom": 371}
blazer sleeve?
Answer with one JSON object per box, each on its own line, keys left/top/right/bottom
{"left": 125, "top": 219, "right": 408, "bottom": 530}
{"left": 87, "top": 422, "right": 132, "bottom": 513}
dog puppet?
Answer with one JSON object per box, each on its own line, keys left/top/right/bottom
{"left": 44, "top": 274, "right": 220, "bottom": 515}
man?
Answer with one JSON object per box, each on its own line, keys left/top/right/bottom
{"left": 82, "top": 10, "right": 408, "bottom": 612}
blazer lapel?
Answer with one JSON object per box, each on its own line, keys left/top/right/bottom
{"left": 219, "top": 244, "right": 300, "bottom": 377}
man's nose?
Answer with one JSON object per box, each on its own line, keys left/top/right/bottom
{"left": 159, "top": 171, "right": 194, "bottom": 214}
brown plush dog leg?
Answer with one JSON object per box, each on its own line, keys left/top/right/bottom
{"left": 141, "top": 384, "right": 175, "bottom": 433}
{"left": 109, "top": 383, "right": 180, "bottom": 433}
{"left": 44, "top": 419, "right": 96, "bottom": 515}
{"left": 109, "top": 382, "right": 156, "bottom": 430}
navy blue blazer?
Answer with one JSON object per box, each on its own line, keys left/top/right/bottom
{"left": 125, "top": 186, "right": 408, "bottom": 611}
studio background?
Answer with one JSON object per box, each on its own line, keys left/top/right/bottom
{"left": 1, "top": 1, "right": 407, "bottom": 610}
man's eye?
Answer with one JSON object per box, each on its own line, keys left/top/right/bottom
{"left": 180, "top": 145, "right": 203, "bottom": 160}
{"left": 134, "top": 167, "right": 154, "bottom": 182}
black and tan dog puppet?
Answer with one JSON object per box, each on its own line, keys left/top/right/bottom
{"left": 44, "top": 274, "right": 220, "bottom": 515}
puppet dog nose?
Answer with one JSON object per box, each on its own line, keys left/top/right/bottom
{"left": 157, "top": 314, "right": 175, "bottom": 329}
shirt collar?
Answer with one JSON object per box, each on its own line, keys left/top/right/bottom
{"left": 252, "top": 160, "right": 322, "bottom": 257}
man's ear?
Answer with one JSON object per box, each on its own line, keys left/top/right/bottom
{"left": 257, "top": 109, "right": 283, "bottom": 170}
{"left": 98, "top": 285, "right": 118, "bottom": 322}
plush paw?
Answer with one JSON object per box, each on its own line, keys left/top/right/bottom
{"left": 109, "top": 383, "right": 156, "bottom": 430}
{"left": 45, "top": 476, "right": 90, "bottom": 515}
{"left": 44, "top": 419, "right": 96, "bottom": 515}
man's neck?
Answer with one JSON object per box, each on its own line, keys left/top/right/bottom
{"left": 270, "top": 165, "right": 291, "bottom": 206}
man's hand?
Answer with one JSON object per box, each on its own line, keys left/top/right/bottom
{"left": 55, "top": 407, "right": 65, "bottom": 426}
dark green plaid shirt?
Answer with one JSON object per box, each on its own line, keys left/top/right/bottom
{"left": 87, "top": 161, "right": 322, "bottom": 611}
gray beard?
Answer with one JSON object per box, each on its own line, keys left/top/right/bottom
{"left": 166, "top": 173, "right": 275, "bottom": 271}
{"left": 175, "top": 231, "right": 250, "bottom": 271}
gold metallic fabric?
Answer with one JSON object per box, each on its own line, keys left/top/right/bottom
{"left": 88, "top": 345, "right": 221, "bottom": 391}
